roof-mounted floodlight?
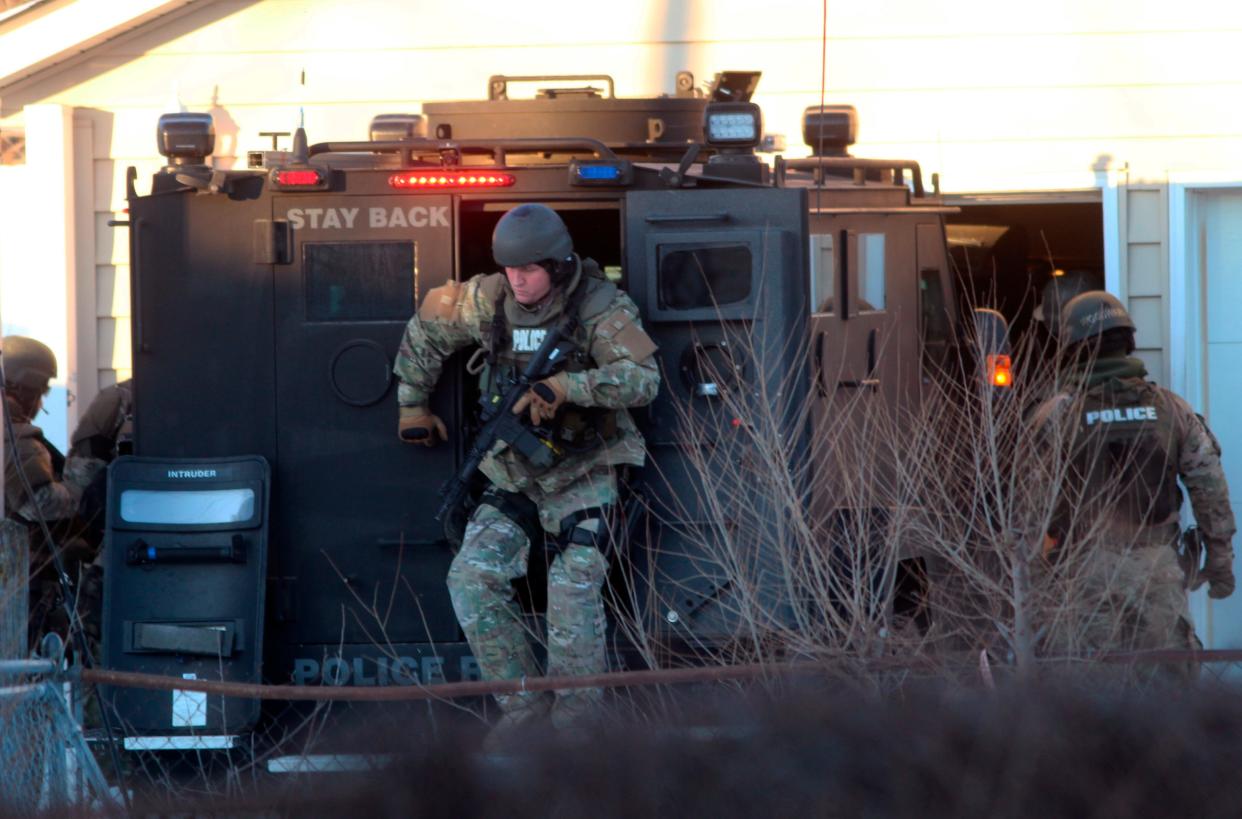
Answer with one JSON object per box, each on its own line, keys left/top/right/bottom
{"left": 703, "top": 101, "right": 762, "bottom": 149}
{"left": 157, "top": 113, "right": 214, "bottom": 166}
{"left": 803, "top": 105, "right": 857, "bottom": 157}
{"left": 157, "top": 113, "right": 213, "bottom": 166}
{"left": 369, "top": 114, "right": 427, "bottom": 142}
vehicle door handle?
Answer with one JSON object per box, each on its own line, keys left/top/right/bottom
{"left": 643, "top": 213, "right": 730, "bottom": 224}
{"left": 377, "top": 537, "right": 442, "bottom": 549}
{"left": 837, "top": 379, "right": 880, "bottom": 391}
{"left": 126, "top": 534, "right": 247, "bottom": 565}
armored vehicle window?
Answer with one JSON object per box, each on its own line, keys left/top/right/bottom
{"left": 810, "top": 233, "right": 835, "bottom": 314}
{"left": 120, "top": 488, "right": 256, "bottom": 525}
{"left": 304, "top": 242, "right": 415, "bottom": 322}
{"left": 657, "top": 244, "right": 752, "bottom": 311}
{"left": 856, "top": 233, "right": 886, "bottom": 312}
{"left": 919, "top": 268, "right": 950, "bottom": 345}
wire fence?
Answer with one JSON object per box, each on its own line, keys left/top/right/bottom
{"left": 0, "top": 654, "right": 115, "bottom": 813}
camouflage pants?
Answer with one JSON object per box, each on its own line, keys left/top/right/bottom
{"left": 1045, "top": 543, "right": 1199, "bottom": 681}
{"left": 447, "top": 466, "right": 616, "bottom": 728}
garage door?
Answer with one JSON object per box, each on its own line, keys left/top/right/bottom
{"left": 1200, "top": 190, "right": 1242, "bottom": 648}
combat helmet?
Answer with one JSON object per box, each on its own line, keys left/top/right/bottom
{"left": 1059, "top": 290, "right": 1135, "bottom": 348}
{"left": 492, "top": 204, "right": 574, "bottom": 269}
{"left": 2, "top": 335, "right": 57, "bottom": 391}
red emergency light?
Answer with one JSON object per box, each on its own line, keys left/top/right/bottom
{"left": 275, "top": 169, "right": 325, "bottom": 187}
{"left": 389, "top": 171, "right": 516, "bottom": 189}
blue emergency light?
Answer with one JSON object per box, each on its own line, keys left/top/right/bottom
{"left": 580, "top": 165, "right": 619, "bottom": 180}
{"left": 569, "top": 159, "right": 633, "bottom": 187}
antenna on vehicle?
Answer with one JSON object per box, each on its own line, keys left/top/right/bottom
{"left": 292, "top": 107, "right": 309, "bottom": 164}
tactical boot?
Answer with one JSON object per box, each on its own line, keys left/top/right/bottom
{"left": 482, "top": 692, "right": 552, "bottom": 753}
{"left": 550, "top": 688, "right": 604, "bottom": 731}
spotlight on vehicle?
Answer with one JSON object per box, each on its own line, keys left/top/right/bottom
{"left": 157, "top": 113, "right": 215, "bottom": 166}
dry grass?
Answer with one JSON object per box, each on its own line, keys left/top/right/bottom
{"left": 618, "top": 299, "right": 1198, "bottom": 693}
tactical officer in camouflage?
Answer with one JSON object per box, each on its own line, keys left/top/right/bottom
{"left": 68, "top": 378, "right": 133, "bottom": 541}
{"left": 393, "top": 204, "right": 660, "bottom": 733}
{"left": 1031, "top": 269, "right": 1103, "bottom": 346}
{"left": 2, "top": 336, "right": 106, "bottom": 645}
{"left": 1030, "top": 293, "right": 1235, "bottom": 675}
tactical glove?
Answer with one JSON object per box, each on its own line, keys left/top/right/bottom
{"left": 512, "top": 372, "right": 568, "bottom": 426}
{"left": 398, "top": 406, "right": 447, "bottom": 446}
{"left": 1194, "top": 544, "right": 1236, "bottom": 600}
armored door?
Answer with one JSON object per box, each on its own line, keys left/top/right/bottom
{"left": 808, "top": 214, "right": 922, "bottom": 515}
{"left": 270, "top": 193, "right": 460, "bottom": 663}
{"left": 624, "top": 187, "right": 809, "bottom": 641}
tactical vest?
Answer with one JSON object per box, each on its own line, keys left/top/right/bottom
{"left": 476, "top": 261, "right": 620, "bottom": 456}
{"left": 1069, "top": 377, "right": 1181, "bottom": 527}
{"left": 3, "top": 398, "right": 61, "bottom": 516}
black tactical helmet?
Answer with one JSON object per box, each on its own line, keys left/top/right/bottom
{"left": 1033, "top": 269, "right": 1102, "bottom": 335}
{"left": 1059, "top": 290, "right": 1135, "bottom": 347}
{"left": 2, "top": 335, "right": 57, "bottom": 391}
{"left": 492, "top": 204, "right": 573, "bottom": 268}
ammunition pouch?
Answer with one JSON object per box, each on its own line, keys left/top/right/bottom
{"left": 493, "top": 412, "right": 559, "bottom": 470}
{"left": 552, "top": 406, "right": 617, "bottom": 454}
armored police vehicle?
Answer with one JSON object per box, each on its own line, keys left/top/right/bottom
{"left": 103, "top": 71, "right": 1004, "bottom": 747}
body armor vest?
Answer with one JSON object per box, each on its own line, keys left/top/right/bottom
{"left": 476, "top": 263, "right": 620, "bottom": 458}
{"left": 1070, "top": 377, "right": 1181, "bottom": 528}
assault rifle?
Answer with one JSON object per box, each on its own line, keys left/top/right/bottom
{"left": 435, "top": 323, "right": 575, "bottom": 524}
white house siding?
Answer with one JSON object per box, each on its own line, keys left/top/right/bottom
{"left": 1118, "top": 184, "right": 1170, "bottom": 385}
{"left": 2, "top": 0, "right": 1242, "bottom": 395}
{"left": 0, "top": 0, "right": 1238, "bottom": 436}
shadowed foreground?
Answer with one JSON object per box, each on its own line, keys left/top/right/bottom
{"left": 125, "top": 679, "right": 1242, "bottom": 819}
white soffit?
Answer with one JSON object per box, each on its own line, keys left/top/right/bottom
{"left": 0, "top": 0, "right": 208, "bottom": 91}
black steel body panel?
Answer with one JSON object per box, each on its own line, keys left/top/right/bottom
{"left": 129, "top": 192, "right": 277, "bottom": 460}
{"left": 624, "top": 188, "right": 810, "bottom": 637}
{"left": 270, "top": 193, "right": 457, "bottom": 646}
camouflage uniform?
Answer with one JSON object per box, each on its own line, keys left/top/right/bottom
{"left": 68, "top": 379, "right": 133, "bottom": 463}
{"left": 4, "top": 397, "right": 104, "bottom": 526}
{"left": 394, "top": 257, "right": 659, "bottom": 725}
{"left": 67, "top": 379, "right": 133, "bottom": 540}
{"left": 1031, "top": 356, "right": 1236, "bottom": 674}
{"left": 4, "top": 396, "right": 104, "bottom": 645}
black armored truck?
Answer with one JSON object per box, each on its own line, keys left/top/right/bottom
{"left": 103, "top": 71, "right": 1010, "bottom": 748}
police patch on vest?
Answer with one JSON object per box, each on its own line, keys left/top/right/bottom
{"left": 512, "top": 328, "right": 548, "bottom": 353}
{"left": 1084, "top": 406, "right": 1158, "bottom": 425}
